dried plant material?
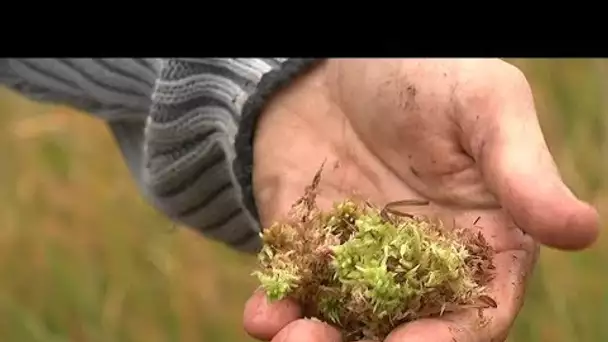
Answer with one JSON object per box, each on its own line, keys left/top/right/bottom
{"left": 253, "top": 166, "right": 496, "bottom": 341}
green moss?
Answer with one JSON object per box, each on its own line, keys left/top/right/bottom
{"left": 329, "top": 207, "right": 478, "bottom": 318}
{"left": 252, "top": 250, "right": 301, "bottom": 301}
{"left": 254, "top": 171, "right": 495, "bottom": 341}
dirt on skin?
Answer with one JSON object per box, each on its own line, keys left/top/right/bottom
{"left": 254, "top": 165, "right": 497, "bottom": 341}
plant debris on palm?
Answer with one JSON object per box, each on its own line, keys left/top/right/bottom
{"left": 253, "top": 167, "right": 496, "bottom": 341}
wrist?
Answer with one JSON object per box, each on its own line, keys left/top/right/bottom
{"left": 233, "top": 59, "right": 324, "bottom": 223}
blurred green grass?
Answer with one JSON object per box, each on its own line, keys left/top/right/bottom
{"left": 0, "top": 59, "right": 606, "bottom": 342}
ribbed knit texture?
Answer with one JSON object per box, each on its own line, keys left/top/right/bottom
{"left": 0, "top": 58, "right": 313, "bottom": 253}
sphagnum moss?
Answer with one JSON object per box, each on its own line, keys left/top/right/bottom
{"left": 253, "top": 168, "right": 496, "bottom": 341}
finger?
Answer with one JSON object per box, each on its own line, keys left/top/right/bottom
{"left": 385, "top": 319, "right": 464, "bottom": 342}
{"left": 386, "top": 249, "right": 535, "bottom": 342}
{"left": 464, "top": 73, "right": 600, "bottom": 250}
{"left": 244, "top": 290, "right": 303, "bottom": 341}
{"left": 272, "top": 319, "right": 342, "bottom": 342}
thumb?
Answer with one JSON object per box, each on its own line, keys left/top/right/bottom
{"left": 469, "top": 84, "right": 600, "bottom": 250}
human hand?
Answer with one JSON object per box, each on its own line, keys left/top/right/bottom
{"left": 242, "top": 59, "right": 600, "bottom": 342}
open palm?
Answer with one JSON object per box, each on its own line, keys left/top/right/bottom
{"left": 243, "top": 59, "right": 599, "bottom": 342}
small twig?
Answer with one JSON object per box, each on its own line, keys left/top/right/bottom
{"left": 386, "top": 199, "right": 430, "bottom": 207}
{"left": 380, "top": 199, "right": 430, "bottom": 221}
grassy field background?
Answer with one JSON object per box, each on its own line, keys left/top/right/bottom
{"left": 0, "top": 59, "right": 605, "bottom": 342}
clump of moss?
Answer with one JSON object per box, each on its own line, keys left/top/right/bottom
{"left": 253, "top": 167, "right": 496, "bottom": 341}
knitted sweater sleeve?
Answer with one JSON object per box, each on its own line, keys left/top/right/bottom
{"left": 0, "top": 58, "right": 321, "bottom": 253}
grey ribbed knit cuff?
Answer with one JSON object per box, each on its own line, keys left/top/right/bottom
{"left": 233, "top": 58, "right": 324, "bottom": 223}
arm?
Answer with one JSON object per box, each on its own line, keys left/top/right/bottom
{"left": 0, "top": 58, "right": 321, "bottom": 253}
{"left": 0, "top": 58, "right": 155, "bottom": 189}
